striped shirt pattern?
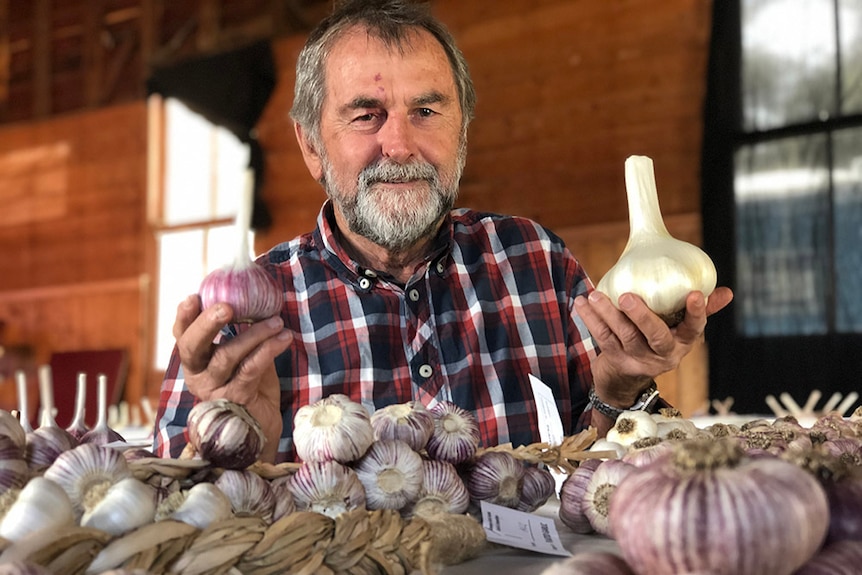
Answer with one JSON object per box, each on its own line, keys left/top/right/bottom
{"left": 155, "top": 203, "right": 599, "bottom": 462}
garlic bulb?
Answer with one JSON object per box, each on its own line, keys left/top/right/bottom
{"left": 287, "top": 460, "right": 366, "bottom": 518}
{"left": 186, "top": 398, "right": 265, "bottom": 469}
{"left": 0, "top": 476, "right": 75, "bottom": 542}
{"left": 595, "top": 155, "right": 717, "bottom": 325}
{"left": 354, "top": 439, "right": 423, "bottom": 510}
{"left": 199, "top": 170, "right": 282, "bottom": 323}
{"left": 269, "top": 475, "right": 297, "bottom": 522}
{"left": 0, "top": 435, "right": 28, "bottom": 492}
{"left": 609, "top": 438, "right": 829, "bottom": 575}
{"left": 516, "top": 465, "right": 556, "bottom": 513}
{"left": 581, "top": 459, "right": 636, "bottom": 536}
{"left": 156, "top": 482, "right": 234, "bottom": 529}
{"left": 606, "top": 410, "right": 658, "bottom": 447}
{"left": 0, "top": 410, "right": 26, "bottom": 454}
{"left": 370, "top": 401, "right": 434, "bottom": 452}
{"left": 43, "top": 443, "right": 132, "bottom": 520}
{"left": 465, "top": 451, "right": 525, "bottom": 509}
{"left": 425, "top": 401, "right": 480, "bottom": 464}
{"left": 620, "top": 436, "right": 674, "bottom": 468}
{"left": 80, "top": 476, "right": 157, "bottom": 536}
{"left": 558, "top": 458, "right": 602, "bottom": 534}
{"left": 409, "top": 459, "right": 470, "bottom": 518}
{"left": 215, "top": 469, "right": 276, "bottom": 523}
{"left": 292, "top": 394, "right": 374, "bottom": 463}
{"left": 25, "top": 365, "right": 79, "bottom": 471}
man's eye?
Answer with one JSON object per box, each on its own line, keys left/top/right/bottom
{"left": 416, "top": 108, "right": 435, "bottom": 118}
{"left": 354, "top": 113, "right": 376, "bottom": 122}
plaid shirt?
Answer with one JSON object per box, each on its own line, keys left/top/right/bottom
{"left": 155, "top": 203, "right": 599, "bottom": 462}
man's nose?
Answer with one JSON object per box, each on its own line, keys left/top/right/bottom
{"left": 378, "top": 114, "right": 416, "bottom": 163}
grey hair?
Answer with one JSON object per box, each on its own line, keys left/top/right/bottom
{"left": 290, "top": 0, "right": 476, "bottom": 150}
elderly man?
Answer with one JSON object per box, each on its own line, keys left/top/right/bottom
{"left": 155, "top": 0, "right": 732, "bottom": 463}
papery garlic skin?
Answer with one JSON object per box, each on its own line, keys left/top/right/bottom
{"left": 269, "top": 475, "right": 297, "bottom": 522}
{"left": 0, "top": 435, "right": 29, "bottom": 492}
{"left": 426, "top": 401, "right": 480, "bottom": 464}
{"left": 606, "top": 410, "right": 659, "bottom": 447}
{"left": 292, "top": 394, "right": 374, "bottom": 463}
{"left": 465, "top": 451, "right": 525, "bottom": 509}
{"left": 0, "top": 476, "right": 75, "bottom": 542}
{"left": 215, "top": 469, "right": 276, "bottom": 523}
{"left": 409, "top": 460, "right": 470, "bottom": 518}
{"left": 516, "top": 465, "right": 556, "bottom": 513}
{"left": 0, "top": 410, "right": 26, "bottom": 454}
{"left": 80, "top": 477, "right": 156, "bottom": 536}
{"left": 596, "top": 155, "right": 717, "bottom": 325}
{"left": 582, "top": 459, "right": 636, "bottom": 536}
{"left": 354, "top": 439, "right": 423, "bottom": 510}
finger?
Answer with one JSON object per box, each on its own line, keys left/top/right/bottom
{"left": 705, "top": 286, "right": 734, "bottom": 316}
{"left": 176, "top": 301, "right": 234, "bottom": 374}
{"left": 220, "top": 334, "right": 293, "bottom": 405}
{"left": 172, "top": 294, "right": 203, "bottom": 341}
{"left": 671, "top": 291, "right": 708, "bottom": 343}
{"left": 614, "top": 293, "right": 669, "bottom": 352}
{"left": 575, "top": 292, "right": 619, "bottom": 346}
{"left": 207, "top": 315, "right": 289, "bottom": 384}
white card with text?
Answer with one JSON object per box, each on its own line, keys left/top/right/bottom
{"left": 529, "top": 373, "right": 567, "bottom": 492}
{"left": 480, "top": 500, "right": 571, "bottom": 557}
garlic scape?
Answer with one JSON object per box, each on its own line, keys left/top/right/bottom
{"left": 198, "top": 169, "right": 282, "bottom": 323}
{"left": 595, "top": 155, "right": 717, "bottom": 325}
{"left": 353, "top": 439, "right": 423, "bottom": 510}
{"left": 24, "top": 366, "right": 78, "bottom": 472}
{"left": 425, "top": 401, "right": 480, "bottom": 464}
{"left": 186, "top": 398, "right": 265, "bottom": 469}
{"left": 370, "top": 401, "right": 435, "bottom": 452}
{"left": 287, "top": 460, "right": 366, "bottom": 518}
{"left": 292, "top": 394, "right": 375, "bottom": 464}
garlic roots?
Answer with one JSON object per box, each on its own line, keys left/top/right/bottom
{"left": 595, "top": 155, "right": 717, "bottom": 325}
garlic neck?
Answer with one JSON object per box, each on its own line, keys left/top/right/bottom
{"left": 625, "top": 155, "right": 672, "bottom": 240}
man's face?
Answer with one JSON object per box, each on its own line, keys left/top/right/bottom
{"left": 313, "top": 27, "right": 466, "bottom": 252}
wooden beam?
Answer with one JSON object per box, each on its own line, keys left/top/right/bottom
{"left": 139, "top": 0, "right": 159, "bottom": 84}
{"left": 83, "top": 0, "right": 104, "bottom": 107}
{"left": 32, "top": 0, "right": 51, "bottom": 118}
{"left": 0, "top": 0, "right": 9, "bottom": 113}
{"left": 197, "top": 0, "right": 220, "bottom": 52}
{"left": 102, "top": 30, "right": 138, "bottom": 102}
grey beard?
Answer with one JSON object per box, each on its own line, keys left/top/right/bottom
{"left": 324, "top": 159, "right": 459, "bottom": 252}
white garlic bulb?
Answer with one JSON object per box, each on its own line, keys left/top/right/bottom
{"left": 354, "top": 439, "right": 423, "bottom": 511}
{"left": 287, "top": 460, "right": 366, "bottom": 518}
{"left": 606, "top": 410, "right": 659, "bottom": 448}
{"left": 186, "top": 398, "right": 265, "bottom": 469}
{"left": 80, "top": 477, "right": 157, "bottom": 536}
{"left": 0, "top": 476, "right": 75, "bottom": 542}
{"left": 160, "top": 482, "right": 234, "bottom": 529}
{"left": 596, "top": 155, "right": 717, "bottom": 325}
{"left": 43, "top": 443, "right": 132, "bottom": 520}
{"left": 292, "top": 394, "right": 374, "bottom": 463}
{"left": 370, "top": 401, "right": 434, "bottom": 452}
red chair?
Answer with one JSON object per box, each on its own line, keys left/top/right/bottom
{"left": 48, "top": 349, "right": 128, "bottom": 429}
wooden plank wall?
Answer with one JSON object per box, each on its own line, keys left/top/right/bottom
{"left": 0, "top": 0, "right": 714, "bottom": 421}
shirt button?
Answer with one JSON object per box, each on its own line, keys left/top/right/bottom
{"left": 358, "top": 277, "right": 372, "bottom": 289}
{"left": 363, "top": 269, "right": 378, "bottom": 278}
{"left": 408, "top": 288, "right": 420, "bottom": 302}
{"left": 418, "top": 364, "right": 433, "bottom": 378}
{"left": 435, "top": 260, "right": 445, "bottom": 274}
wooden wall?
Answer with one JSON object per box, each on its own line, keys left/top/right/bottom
{"left": 0, "top": 0, "right": 714, "bottom": 421}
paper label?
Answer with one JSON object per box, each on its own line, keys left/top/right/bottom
{"left": 480, "top": 501, "right": 571, "bottom": 557}
{"left": 529, "top": 373, "right": 567, "bottom": 492}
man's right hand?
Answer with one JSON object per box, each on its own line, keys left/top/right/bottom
{"left": 172, "top": 294, "right": 294, "bottom": 462}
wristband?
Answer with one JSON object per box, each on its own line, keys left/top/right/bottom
{"left": 588, "top": 381, "right": 660, "bottom": 421}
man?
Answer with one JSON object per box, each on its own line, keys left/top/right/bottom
{"left": 155, "top": 0, "right": 732, "bottom": 463}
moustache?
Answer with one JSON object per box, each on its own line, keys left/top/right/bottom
{"left": 358, "top": 161, "right": 438, "bottom": 188}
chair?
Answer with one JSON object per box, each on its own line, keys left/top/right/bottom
{"left": 48, "top": 348, "right": 128, "bottom": 429}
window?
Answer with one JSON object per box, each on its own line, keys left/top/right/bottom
{"left": 149, "top": 96, "right": 250, "bottom": 370}
{"left": 701, "top": 0, "right": 862, "bottom": 415}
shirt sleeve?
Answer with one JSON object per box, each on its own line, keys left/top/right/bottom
{"left": 152, "top": 344, "right": 197, "bottom": 458}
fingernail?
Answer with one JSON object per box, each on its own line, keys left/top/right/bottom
{"left": 266, "top": 315, "right": 283, "bottom": 329}
{"left": 619, "top": 294, "right": 635, "bottom": 311}
{"left": 575, "top": 295, "right": 586, "bottom": 308}
{"left": 277, "top": 329, "right": 293, "bottom": 341}
{"left": 588, "top": 290, "right": 602, "bottom": 303}
{"left": 211, "top": 304, "right": 227, "bottom": 322}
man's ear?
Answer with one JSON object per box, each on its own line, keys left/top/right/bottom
{"left": 294, "top": 123, "right": 324, "bottom": 181}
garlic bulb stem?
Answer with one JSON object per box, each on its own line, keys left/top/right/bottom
{"left": 234, "top": 168, "right": 254, "bottom": 269}
{"left": 67, "top": 372, "right": 88, "bottom": 435}
{"left": 14, "top": 370, "right": 33, "bottom": 434}
{"left": 37, "top": 365, "right": 58, "bottom": 429}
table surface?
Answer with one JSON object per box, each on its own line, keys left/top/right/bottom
{"left": 437, "top": 498, "right": 622, "bottom": 574}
